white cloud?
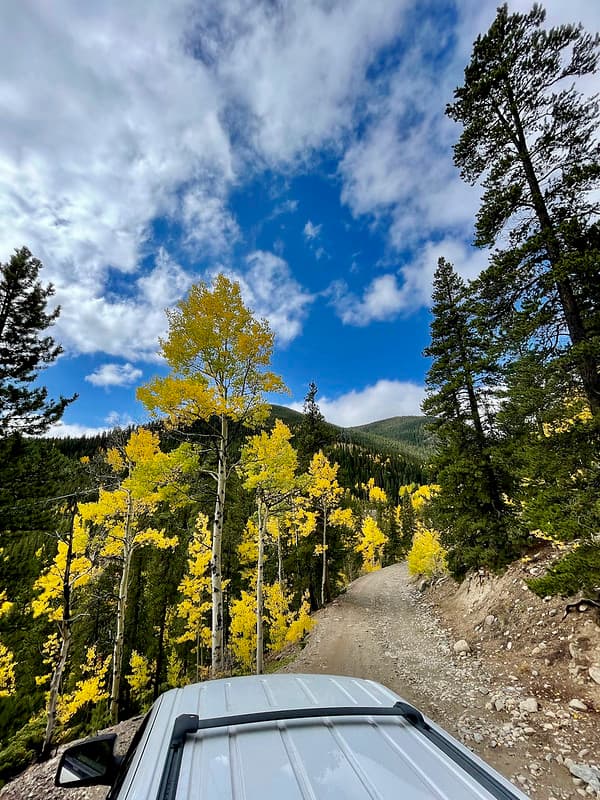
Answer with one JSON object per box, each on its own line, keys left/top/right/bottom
{"left": 215, "top": 0, "right": 409, "bottom": 165}
{"left": 55, "top": 249, "right": 198, "bottom": 361}
{"left": 331, "top": 274, "right": 406, "bottom": 326}
{"left": 220, "top": 251, "right": 314, "bottom": 345}
{"left": 331, "top": 238, "right": 490, "bottom": 324}
{"left": 44, "top": 421, "right": 114, "bottom": 439}
{"left": 104, "top": 411, "right": 136, "bottom": 428}
{"left": 303, "top": 220, "right": 322, "bottom": 240}
{"left": 181, "top": 186, "right": 240, "bottom": 255}
{"left": 290, "top": 379, "right": 425, "bottom": 427}
{"left": 85, "top": 363, "right": 143, "bottom": 388}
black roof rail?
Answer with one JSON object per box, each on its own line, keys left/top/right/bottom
{"left": 157, "top": 702, "right": 520, "bottom": 800}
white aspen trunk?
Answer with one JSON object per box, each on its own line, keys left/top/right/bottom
{"left": 195, "top": 625, "right": 200, "bottom": 683}
{"left": 110, "top": 492, "right": 133, "bottom": 724}
{"left": 277, "top": 526, "right": 283, "bottom": 586}
{"left": 211, "top": 415, "right": 227, "bottom": 676}
{"left": 42, "top": 509, "right": 76, "bottom": 759}
{"left": 42, "top": 622, "right": 70, "bottom": 758}
{"left": 321, "top": 507, "right": 328, "bottom": 608}
{"left": 256, "top": 499, "right": 265, "bottom": 675}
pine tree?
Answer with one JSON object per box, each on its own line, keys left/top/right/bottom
{"left": 295, "top": 382, "right": 335, "bottom": 469}
{"left": 0, "top": 248, "right": 75, "bottom": 435}
{"left": 422, "top": 258, "right": 521, "bottom": 575}
{"left": 447, "top": 4, "right": 600, "bottom": 415}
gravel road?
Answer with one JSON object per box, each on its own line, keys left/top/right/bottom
{"left": 283, "top": 563, "right": 593, "bottom": 799}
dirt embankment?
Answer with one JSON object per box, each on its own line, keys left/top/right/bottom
{"left": 2, "top": 557, "right": 599, "bottom": 799}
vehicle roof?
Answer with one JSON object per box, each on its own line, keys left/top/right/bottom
{"left": 118, "top": 673, "right": 528, "bottom": 800}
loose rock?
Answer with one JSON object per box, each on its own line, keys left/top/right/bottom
{"left": 453, "top": 639, "right": 471, "bottom": 654}
{"left": 519, "top": 697, "right": 539, "bottom": 714}
{"left": 568, "top": 699, "right": 588, "bottom": 711}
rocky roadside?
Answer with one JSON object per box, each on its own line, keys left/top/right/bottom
{"left": 425, "top": 550, "right": 600, "bottom": 799}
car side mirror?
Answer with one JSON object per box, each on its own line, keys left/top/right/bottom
{"left": 55, "top": 733, "right": 118, "bottom": 787}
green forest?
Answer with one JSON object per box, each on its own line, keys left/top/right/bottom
{"left": 0, "top": 2, "right": 598, "bottom": 787}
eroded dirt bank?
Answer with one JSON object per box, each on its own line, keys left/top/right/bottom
{"left": 283, "top": 562, "right": 600, "bottom": 799}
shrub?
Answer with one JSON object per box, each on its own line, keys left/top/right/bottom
{"left": 407, "top": 524, "right": 448, "bottom": 578}
{"left": 528, "top": 543, "right": 600, "bottom": 598}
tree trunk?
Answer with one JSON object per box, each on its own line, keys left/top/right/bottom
{"left": 41, "top": 508, "right": 76, "bottom": 760}
{"left": 110, "top": 493, "right": 133, "bottom": 724}
{"left": 42, "top": 623, "right": 71, "bottom": 759}
{"left": 504, "top": 81, "right": 600, "bottom": 416}
{"left": 277, "top": 526, "right": 283, "bottom": 586}
{"left": 256, "top": 500, "right": 265, "bottom": 675}
{"left": 211, "top": 415, "right": 227, "bottom": 676}
{"left": 321, "top": 509, "right": 328, "bottom": 608}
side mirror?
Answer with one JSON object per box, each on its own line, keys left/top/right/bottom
{"left": 55, "top": 733, "right": 118, "bottom": 787}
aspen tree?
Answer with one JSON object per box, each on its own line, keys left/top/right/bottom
{"left": 176, "top": 513, "right": 212, "bottom": 681}
{"left": 354, "top": 517, "right": 387, "bottom": 573}
{"left": 240, "top": 420, "right": 298, "bottom": 673}
{"left": 307, "top": 452, "right": 343, "bottom": 608}
{"left": 78, "top": 429, "right": 187, "bottom": 723}
{"left": 138, "top": 275, "right": 286, "bottom": 675}
{"left": 31, "top": 508, "right": 95, "bottom": 757}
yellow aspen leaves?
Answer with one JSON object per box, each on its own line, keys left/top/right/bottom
{"left": 0, "top": 642, "right": 16, "bottom": 697}
{"left": 176, "top": 513, "right": 212, "bottom": 649}
{"left": 229, "top": 590, "right": 257, "bottom": 670}
{"left": 354, "top": 516, "right": 388, "bottom": 572}
{"left": 56, "top": 647, "right": 110, "bottom": 724}
{"left": 308, "top": 452, "right": 343, "bottom": 507}
{"left": 31, "top": 516, "right": 93, "bottom": 621}
{"left": 285, "top": 594, "right": 315, "bottom": 645}
{"left": 126, "top": 651, "right": 152, "bottom": 704}
{"left": 0, "top": 590, "right": 13, "bottom": 617}
{"left": 407, "top": 523, "right": 448, "bottom": 578}
{"left": 137, "top": 275, "right": 287, "bottom": 427}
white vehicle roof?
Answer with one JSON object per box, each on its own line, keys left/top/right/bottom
{"left": 117, "top": 673, "right": 528, "bottom": 800}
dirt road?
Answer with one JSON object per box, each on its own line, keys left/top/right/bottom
{"left": 283, "top": 563, "right": 593, "bottom": 799}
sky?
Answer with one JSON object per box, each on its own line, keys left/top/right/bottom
{"left": 1, "top": 0, "right": 599, "bottom": 435}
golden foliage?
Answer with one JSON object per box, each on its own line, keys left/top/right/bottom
{"left": 229, "top": 590, "right": 257, "bottom": 670}
{"left": 354, "top": 516, "right": 388, "bottom": 572}
{"left": 308, "top": 451, "right": 343, "bottom": 508}
{"left": 57, "top": 646, "right": 110, "bottom": 724}
{"left": 31, "top": 516, "right": 93, "bottom": 621}
{"left": 126, "top": 651, "right": 152, "bottom": 703}
{"left": 0, "top": 642, "right": 16, "bottom": 697}
{"left": 137, "top": 274, "right": 287, "bottom": 427}
{"left": 407, "top": 523, "right": 448, "bottom": 578}
{"left": 176, "top": 513, "right": 212, "bottom": 648}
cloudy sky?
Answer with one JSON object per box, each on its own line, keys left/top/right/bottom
{"left": 2, "top": 0, "right": 598, "bottom": 435}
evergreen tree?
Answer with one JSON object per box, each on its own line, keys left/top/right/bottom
{"left": 0, "top": 248, "right": 75, "bottom": 436}
{"left": 295, "top": 382, "right": 335, "bottom": 469}
{"left": 447, "top": 4, "right": 600, "bottom": 415}
{"left": 422, "top": 258, "right": 521, "bottom": 575}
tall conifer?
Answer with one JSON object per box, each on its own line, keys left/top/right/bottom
{"left": 447, "top": 4, "right": 600, "bottom": 415}
{"left": 423, "top": 258, "right": 520, "bottom": 575}
{"left": 0, "top": 248, "right": 75, "bottom": 436}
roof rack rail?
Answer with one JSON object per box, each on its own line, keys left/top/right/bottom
{"left": 157, "top": 701, "right": 520, "bottom": 800}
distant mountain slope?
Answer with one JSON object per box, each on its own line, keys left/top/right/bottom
{"left": 269, "top": 406, "right": 433, "bottom": 465}
{"left": 349, "top": 416, "right": 435, "bottom": 454}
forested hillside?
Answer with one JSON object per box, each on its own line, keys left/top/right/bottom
{"left": 0, "top": 2, "right": 598, "bottom": 790}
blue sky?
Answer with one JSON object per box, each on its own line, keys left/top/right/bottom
{"left": 2, "top": 0, "right": 598, "bottom": 434}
